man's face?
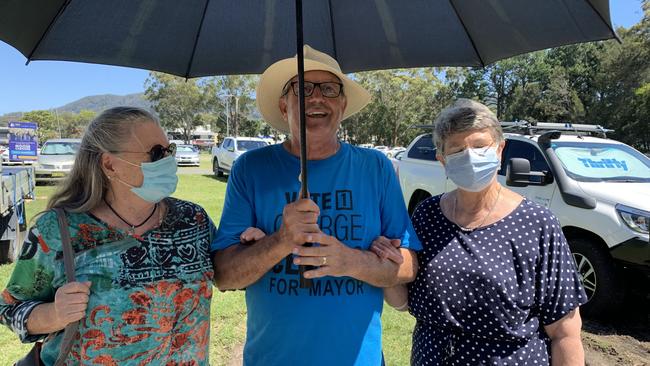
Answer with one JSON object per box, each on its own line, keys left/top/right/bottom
{"left": 279, "top": 70, "right": 347, "bottom": 138}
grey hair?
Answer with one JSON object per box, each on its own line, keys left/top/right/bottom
{"left": 433, "top": 98, "right": 503, "bottom": 154}
{"left": 47, "top": 107, "right": 159, "bottom": 213}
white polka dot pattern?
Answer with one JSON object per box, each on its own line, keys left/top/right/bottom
{"left": 407, "top": 195, "right": 587, "bottom": 365}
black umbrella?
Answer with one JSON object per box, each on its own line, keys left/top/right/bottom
{"left": 0, "top": 0, "right": 618, "bottom": 77}
{"left": 0, "top": 0, "right": 619, "bottom": 184}
{"left": 0, "top": 0, "right": 618, "bottom": 286}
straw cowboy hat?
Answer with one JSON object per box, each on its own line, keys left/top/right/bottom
{"left": 256, "top": 45, "right": 371, "bottom": 133}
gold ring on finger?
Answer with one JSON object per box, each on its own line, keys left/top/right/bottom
{"left": 322, "top": 256, "right": 327, "bottom": 266}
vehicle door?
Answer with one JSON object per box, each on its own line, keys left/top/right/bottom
{"left": 497, "top": 138, "right": 557, "bottom": 207}
{"left": 222, "top": 138, "right": 235, "bottom": 169}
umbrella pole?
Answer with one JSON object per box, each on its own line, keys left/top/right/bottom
{"left": 295, "top": 0, "right": 313, "bottom": 288}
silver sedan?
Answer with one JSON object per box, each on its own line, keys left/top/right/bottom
{"left": 174, "top": 144, "right": 200, "bottom": 166}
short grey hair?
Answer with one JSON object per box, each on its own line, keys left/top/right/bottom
{"left": 47, "top": 107, "right": 159, "bottom": 212}
{"left": 433, "top": 98, "right": 503, "bottom": 154}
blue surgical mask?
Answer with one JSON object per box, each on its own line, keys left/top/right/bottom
{"left": 114, "top": 155, "right": 179, "bottom": 202}
{"left": 444, "top": 146, "right": 500, "bottom": 192}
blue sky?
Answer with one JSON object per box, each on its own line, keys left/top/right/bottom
{"left": 0, "top": 1, "right": 644, "bottom": 115}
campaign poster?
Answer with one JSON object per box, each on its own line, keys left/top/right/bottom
{"left": 8, "top": 121, "right": 38, "bottom": 161}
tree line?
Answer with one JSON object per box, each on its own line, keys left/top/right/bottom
{"left": 4, "top": 2, "right": 648, "bottom": 152}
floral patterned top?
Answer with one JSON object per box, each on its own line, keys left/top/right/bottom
{"left": 0, "top": 198, "right": 215, "bottom": 366}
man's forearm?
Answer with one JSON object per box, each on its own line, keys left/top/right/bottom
{"left": 213, "top": 233, "right": 290, "bottom": 290}
{"left": 350, "top": 249, "right": 417, "bottom": 288}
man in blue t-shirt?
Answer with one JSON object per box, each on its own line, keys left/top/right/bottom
{"left": 211, "top": 45, "right": 421, "bottom": 366}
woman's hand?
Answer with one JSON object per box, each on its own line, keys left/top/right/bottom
{"left": 53, "top": 281, "right": 92, "bottom": 326}
{"left": 370, "top": 236, "right": 403, "bottom": 264}
{"left": 240, "top": 227, "right": 266, "bottom": 243}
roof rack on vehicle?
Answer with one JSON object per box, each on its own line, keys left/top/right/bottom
{"left": 501, "top": 120, "right": 613, "bottom": 138}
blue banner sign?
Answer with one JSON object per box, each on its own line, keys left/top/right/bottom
{"left": 8, "top": 121, "right": 38, "bottom": 161}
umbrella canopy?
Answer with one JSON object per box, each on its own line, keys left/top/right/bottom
{"left": 1, "top": 0, "right": 617, "bottom": 78}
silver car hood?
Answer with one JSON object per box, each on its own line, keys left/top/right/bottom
{"left": 38, "top": 154, "right": 76, "bottom": 165}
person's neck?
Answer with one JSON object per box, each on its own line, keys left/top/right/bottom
{"left": 284, "top": 136, "right": 340, "bottom": 160}
{"left": 454, "top": 182, "right": 501, "bottom": 215}
{"left": 104, "top": 190, "right": 157, "bottom": 224}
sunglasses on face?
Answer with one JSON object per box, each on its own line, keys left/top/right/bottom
{"left": 282, "top": 81, "right": 344, "bottom": 98}
{"left": 114, "top": 142, "right": 177, "bottom": 162}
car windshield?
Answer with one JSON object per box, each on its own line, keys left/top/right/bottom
{"left": 177, "top": 145, "right": 197, "bottom": 153}
{"left": 40, "top": 142, "right": 80, "bottom": 155}
{"left": 237, "top": 140, "right": 266, "bottom": 151}
{"left": 553, "top": 142, "right": 650, "bottom": 182}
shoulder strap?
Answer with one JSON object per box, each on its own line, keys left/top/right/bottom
{"left": 52, "top": 208, "right": 80, "bottom": 366}
{"left": 54, "top": 208, "right": 75, "bottom": 282}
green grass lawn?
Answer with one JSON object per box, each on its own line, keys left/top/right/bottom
{"left": 1, "top": 174, "right": 414, "bottom": 365}
{"left": 199, "top": 151, "right": 213, "bottom": 171}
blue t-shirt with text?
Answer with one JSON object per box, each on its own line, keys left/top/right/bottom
{"left": 212, "top": 142, "right": 421, "bottom": 366}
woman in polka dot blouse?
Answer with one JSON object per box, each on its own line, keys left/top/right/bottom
{"left": 372, "top": 99, "right": 587, "bottom": 365}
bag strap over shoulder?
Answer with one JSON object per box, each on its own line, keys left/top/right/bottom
{"left": 52, "top": 208, "right": 80, "bottom": 366}
{"left": 54, "top": 208, "right": 75, "bottom": 283}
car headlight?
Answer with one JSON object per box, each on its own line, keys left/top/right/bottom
{"left": 616, "top": 204, "right": 650, "bottom": 234}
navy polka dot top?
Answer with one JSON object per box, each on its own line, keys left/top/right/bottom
{"left": 408, "top": 195, "right": 587, "bottom": 365}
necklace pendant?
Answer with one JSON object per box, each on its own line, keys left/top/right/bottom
{"left": 127, "top": 227, "right": 136, "bottom": 236}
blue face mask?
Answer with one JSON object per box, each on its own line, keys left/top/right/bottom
{"left": 115, "top": 155, "right": 179, "bottom": 202}
{"left": 444, "top": 146, "right": 500, "bottom": 192}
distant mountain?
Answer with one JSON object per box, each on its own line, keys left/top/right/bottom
{"left": 0, "top": 93, "right": 154, "bottom": 121}
{"left": 57, "top": 93, "right": 153, "bottom": 113}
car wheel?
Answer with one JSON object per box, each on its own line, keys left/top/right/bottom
{"left": 213, "top": 158, "right": 223, "bottom": 177}
{"left": 569, "top": 238, "right": 624, "bottom": 317}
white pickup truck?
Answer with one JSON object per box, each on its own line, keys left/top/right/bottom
{"left": 397, "top": 122, "right": 650, "bottom": 316}
{"left": 211, "top": 136, "right": 268, "bottom": 176}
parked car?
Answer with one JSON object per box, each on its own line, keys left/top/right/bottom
{"left": 212, "top": 136, "right": 268, "bottom": 176}
{"left": 35, "top": 138, "right": 81, "bottom": 182}
{"left": 0, "top": 146, "right": 8, "bottom": 162}
{"left": 175, "top": 144, "right": 200, "bottom": 166}
{"left": 373, "top": 145, "right": 389, "bottom": 155}
{"left": 386, "top": 146, "right": 406, "bottom": 158}
{"left": 397, "top": 122, "right": 650, "bottom": 316}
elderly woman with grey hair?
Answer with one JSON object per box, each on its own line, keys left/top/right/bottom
{"left": 0, "top": 107, "right": 215, "bottom": 365}
{"left": 372, "top": 99, "right": 587, "bottom": 365}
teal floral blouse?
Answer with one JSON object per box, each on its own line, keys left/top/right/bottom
{"left": 0, "top": 198, "right": 215, "bottom": 365}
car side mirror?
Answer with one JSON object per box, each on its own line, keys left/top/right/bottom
{"left": 506, "top": 158, "right": 552, "bottom": 187}
{"left": 227, "top": 147, "right": 235, "bottom": 152}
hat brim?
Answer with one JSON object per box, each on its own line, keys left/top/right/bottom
{"left": 256, "top": 59, "right": 371, "bottom": 134}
